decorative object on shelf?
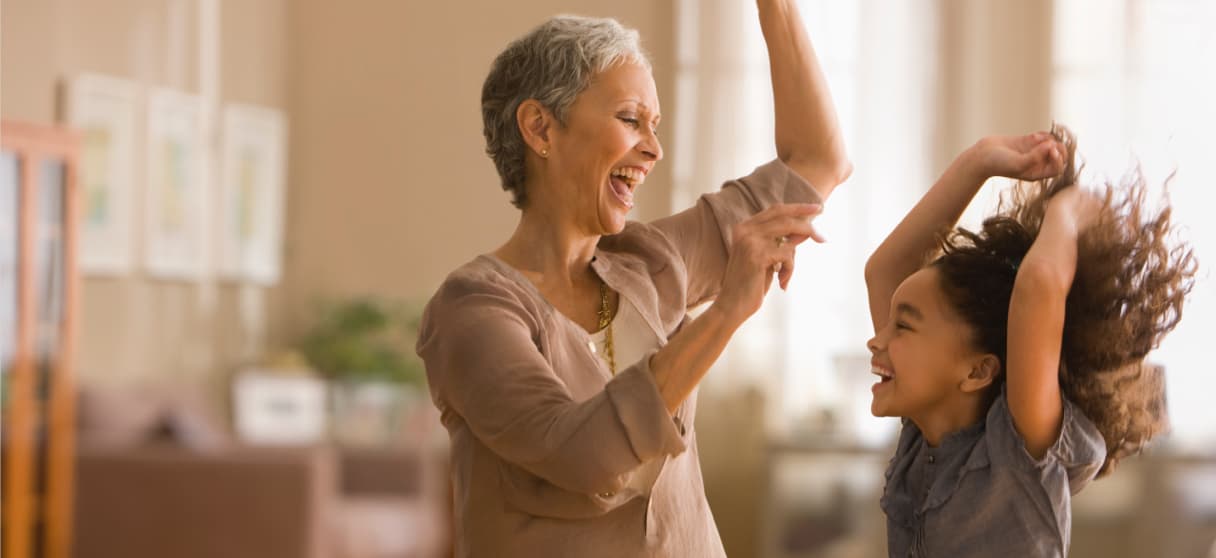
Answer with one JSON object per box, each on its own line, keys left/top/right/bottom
{"left": 329, "top": 380, "right": 424, "bottom": 448}
{"left": 299, "top": 298, "right": 424, "bottom": 386}
{"left": 233, "top": 365, "right": 328, "bottom": 446}
{"left": 62, "top": 73, "right": 139, "bottom": 275}
{"left": 218, "top": 103, "right": 287, "bottom": 285}
{"left": 298, "top": 298, "right": 425, "bottom": 447}
{"left": 144, "top": 88, "right": 206, "bottom": 279}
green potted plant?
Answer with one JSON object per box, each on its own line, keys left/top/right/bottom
{"left": 298, "top": 298, "right": 425, "bottom": 447}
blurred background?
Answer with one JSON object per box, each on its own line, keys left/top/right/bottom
{"left": 2, "top": 0, "right": 1213, "bottom": 557}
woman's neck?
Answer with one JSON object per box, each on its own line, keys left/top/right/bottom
{"left": 494, "top": 207, "right": 613, "bottom": 334}
{"left": 495, "top": 207, "right": 600, "bottom": 287}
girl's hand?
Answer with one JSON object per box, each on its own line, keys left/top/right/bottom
{"left": 971, "top": 131, "right": 1068, "bottom": 182}
{"left": 713, "top": 203, "right": 824, "bottom": 326}
{"left": 1046, "top": 186, "right": 1104, "bottom": 232}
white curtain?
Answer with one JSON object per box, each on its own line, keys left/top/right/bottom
{"left": 1053, "top": 0, "right": 1216, "bottom": 450}
{"left": 676, "top": 0, "right": 1216, "bottom": 450}
{"left": 673, "top": 0, "right": 939, "bottom": 445}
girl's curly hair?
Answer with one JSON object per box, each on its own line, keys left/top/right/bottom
{"left": 931, "top": 125, "right": 1196, "bottom": 478}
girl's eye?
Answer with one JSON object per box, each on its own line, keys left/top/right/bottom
{"left": 894, "top": 322, "right": 911, "bottom": 331}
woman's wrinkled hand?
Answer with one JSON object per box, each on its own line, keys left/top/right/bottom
{"left": 713, "top": 203, "right": 824, "bottom": 326}
{"left": 971, "top": 131, "right": 1068, "bottom": 182}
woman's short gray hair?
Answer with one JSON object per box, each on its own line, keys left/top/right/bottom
{"left": 481, "top": 15, "right": 651, "bottom": 208}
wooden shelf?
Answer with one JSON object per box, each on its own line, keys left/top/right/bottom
{"left": 2, "top": 119, "right": 80, "bottom": 558}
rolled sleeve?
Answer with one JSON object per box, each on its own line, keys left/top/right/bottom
{"left": 703, "top": 159, "right": 826, "bottom": 246}
{"left": 650, "top": 158, "right": 825, "bottom": 306}
{"left": 605, "top": 352, "right": 688, "bottom": 461}
{"left": 417, "top": 278, "right": 686, "bottom": 496}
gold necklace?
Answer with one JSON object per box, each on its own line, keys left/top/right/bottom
{"left": 597, "top": 281, "right": 617, "bottom": 375}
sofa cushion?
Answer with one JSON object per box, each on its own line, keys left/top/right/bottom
{"left": 78, "top": 382, "right": 231, "bottom": 450}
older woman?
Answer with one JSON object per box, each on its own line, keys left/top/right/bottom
{"left": 416, "top": 2, "right": 850, "bottom": 556}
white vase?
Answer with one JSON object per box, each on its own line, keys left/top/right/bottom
{"left": 330, "top": 380, "right": 420, "bottom": 448}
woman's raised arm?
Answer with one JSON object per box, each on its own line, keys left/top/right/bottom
{"left": 758, "top": 0, "right": 852, "bottom": 197}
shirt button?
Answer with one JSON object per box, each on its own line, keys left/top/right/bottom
{"left": 588, "top": 341, "right": 597, "bottom": 354}
{"left": 928, "top": 455, "right": 936, "bottom": 464}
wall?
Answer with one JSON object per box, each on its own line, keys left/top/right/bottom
{"left": 280, "top": 0, "right": 679, "bottom": 346}
{"left": 1, "top": 0, "right": 289, "bottom": 389}
{"left": 934, "top": 0, "right": 1055, "bottom": 170}
{"left": 2, "top": 0, "right": 679, "bottom": 378}
{"left": 1, "top": 0, "right": 677, "bottom": 398}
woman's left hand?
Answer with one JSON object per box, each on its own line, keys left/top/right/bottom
{"left": 713, "top": 203, "right": 825, "bottom": 326}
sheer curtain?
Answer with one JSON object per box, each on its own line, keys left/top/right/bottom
{"left": 1053, "top": 0, "right": 1216, "bottom": 450}
{"left": 674, "top": 0, "right": 938, "bottom": 445}
{"left": 675, "top": 0, "right": 1214, "bottom": 450}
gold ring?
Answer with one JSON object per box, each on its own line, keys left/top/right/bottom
{"left": 776, "top": 235, "right": 788, "bottom": 247}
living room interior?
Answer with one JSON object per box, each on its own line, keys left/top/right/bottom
{"left": 3, "top": 0, "right": 1215, "bottom": 557}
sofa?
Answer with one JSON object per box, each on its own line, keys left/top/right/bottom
{"left": 71, "top": 382, "right": 450, "bottom": 558}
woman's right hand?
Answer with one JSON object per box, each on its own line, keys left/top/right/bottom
{"left": 712, "top": 203, "right": 824, "bottom": 326}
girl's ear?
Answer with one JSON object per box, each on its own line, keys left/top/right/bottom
{"left": 517, "top": 99, "right": 553, "bottom": 158}
{"left": 961, "top": 354, "right": 1001, "bottom": 393}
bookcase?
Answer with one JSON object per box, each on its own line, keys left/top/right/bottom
{"left": 1, "top": 120, "right": 80, "bottom": 558}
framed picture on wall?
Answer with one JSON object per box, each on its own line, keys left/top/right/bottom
{"left": 218, "top": 104, "right": 286, "bottom": 285}
{"left": 144, "top": 88, "right": 206, "bottom": 280}
{"left": 63, "top": 73, "right": 139, "bottom": 276}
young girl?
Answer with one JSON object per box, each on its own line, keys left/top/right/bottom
{"left": 864, "top": 126, "right": 1195, "bottom": 557}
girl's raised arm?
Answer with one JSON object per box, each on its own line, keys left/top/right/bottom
{"left": 865, "top": 133, "right": 1065, "bottom": 331}
{"left": 1006, "top": 187, "right": 1101, "bottom": 459}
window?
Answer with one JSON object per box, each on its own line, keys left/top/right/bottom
{"left": 677, "top": 0, "right": 1212, "bottom": 449}
{"left": 675, "top": 0, "right": 938, "bottom": 445}
{"left": 1053, "top": 0, "right": 1216, "bottom": 449}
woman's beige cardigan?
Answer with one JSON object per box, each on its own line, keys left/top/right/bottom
{"left": 417, "top": 160, "right": 822, "bottom": 557}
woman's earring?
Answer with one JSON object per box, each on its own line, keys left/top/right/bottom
{"left": 540, "top": 148, "right": 549, "bottom": 158}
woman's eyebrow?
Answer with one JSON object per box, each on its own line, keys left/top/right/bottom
{"left": 617, "top": 99, "right": 660, "bottom": 120}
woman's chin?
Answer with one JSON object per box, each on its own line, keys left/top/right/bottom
{"left": 599, "top": 209, "right": 630, "bottom": 234}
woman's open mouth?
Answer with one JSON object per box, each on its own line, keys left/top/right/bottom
{"left": 609, "top": 167, "right": 644, "bottom": 208}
